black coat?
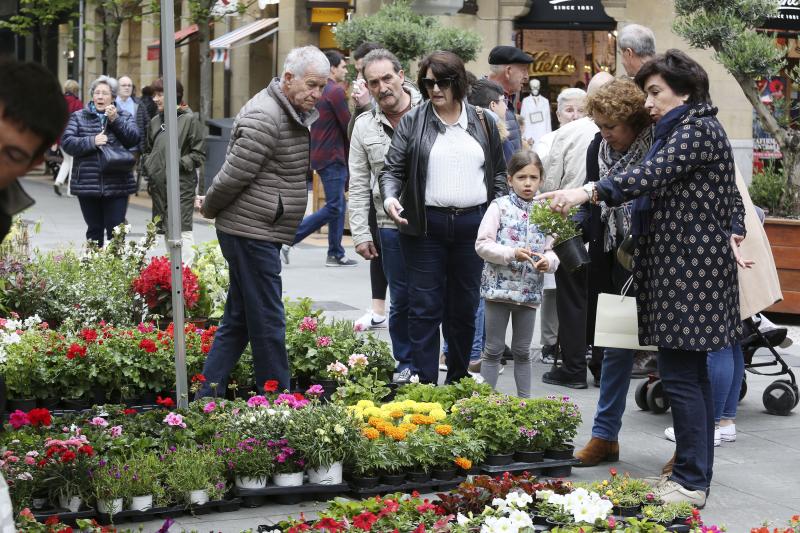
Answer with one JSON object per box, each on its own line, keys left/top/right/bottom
{"left": 596, "top": 104, "right": 744, "bottom": 352}
{"left": 378, "top": 101, "right": 508, "bottom": 236}
{"left": 61, "top": 106, "right": 140, "bottom": 198}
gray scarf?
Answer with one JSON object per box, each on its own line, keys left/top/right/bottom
{"left": 597, "top": 125, "right": 653, "bottom": 251}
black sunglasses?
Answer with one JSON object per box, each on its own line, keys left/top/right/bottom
{"left": 421, "top": 77, "right": 454, "bottom": 90}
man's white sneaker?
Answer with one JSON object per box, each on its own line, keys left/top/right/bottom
{"left": 354, "top": 310, "right": 387, "bottom": 331}
{"left": 664, "top": 426, "right": 720, "bottom": 446}
{"left": 719, "top": 424, "right": 736, "bottom": 442}
{"left": 653, "top": 480, "right": 706, "bottom": 508}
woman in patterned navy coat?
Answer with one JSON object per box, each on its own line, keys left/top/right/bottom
{"left": 536, "top": 49, "right": 750, "bottom": 508}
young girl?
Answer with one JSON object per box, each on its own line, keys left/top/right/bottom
{"left": 475, "top": 150, "right": 558, "bottom": 397}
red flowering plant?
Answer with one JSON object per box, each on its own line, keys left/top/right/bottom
{"left": 752, "top": 515, "right": 800, "bottom": 533}
{"left": 16, "top": 508, "right": 78, "bottom": 533}
{"left": 131, "top": 256, "right": 201, "bottom": 320}
{"left": 276, "top": 492, "right": 448, "bottom": 532}
{"left": 39, "top": 433, "right": 97, "bottom": 503}
{"left": 0, "top": 440, "right": 47, "bottom": 511}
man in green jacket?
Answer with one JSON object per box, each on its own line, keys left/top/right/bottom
{"left": 142, "top": 78, "right": 205, "bottom": 262}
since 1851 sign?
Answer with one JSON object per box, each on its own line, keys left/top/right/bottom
{"left": 515, "top": 0, "right": 616, "bottom": 30}
{"left": 763, "top": 0, "right": 800, "bottom": 32}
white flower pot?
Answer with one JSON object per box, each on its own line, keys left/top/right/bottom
{"left": 307, "top": 462, "right": 343, "bottom": 485}
{"left": 58, "top": 494, "right": 82, "bottom": 512}
{"left": 97, "top": 497, "right": 123, "bottom": 515}
{"left": 272, "top": 471, "right": 304, "bottom": 487}
{"left": 186, "top": 489, "right": 209, "bottom": 505}
{"left": 128, "top": 494, "right": 153, "bottom": 511}
{"left": 32, "top": 497, "right": 48, "bottom": 510}
{"left": 235, "top": 476, "right": 268, "bottom": 489}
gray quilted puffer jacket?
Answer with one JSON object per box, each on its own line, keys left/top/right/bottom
{"left": 202, "top": 78, "right": 319, "bottom": 244}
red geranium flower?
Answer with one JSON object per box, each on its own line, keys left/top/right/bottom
{"left": 312, "top": 517, "right": 344, "bottom": 532}
{"left": 263, "top": 380, "right": 279, "bottom": 393}
{"left": 156, "top": 396, "right": 175, "bottom": 408}
{"left": 45, "top": 515, "right": 60, "bottom": 526}
{"left": 352, "top": 512, "right": 377, "bottom": 531}
{"left": 123, "top": 408, "right": 137, "bottom": 415}
{"left": 80, "top": 328, "right": 98, "bottom": 343}
{"left": 138, "top": 338, "right": 157, "bottom": 353}
{"left": 131, "top": 256, "right": 200, "bottom": 313}
{"left": 191, "top": 374, "right": 206, "bottom": 383}
{"left": 66, "top": 343, "right": 86, "bottom": 360}
{"left": 27, "top": 408, "right": 52, "bottom": 428}
{"left": 78, "top": 445, "right": 94, "bottom": 456}
{"left": 60, "top": 450, "right": 76, "bottom": 463}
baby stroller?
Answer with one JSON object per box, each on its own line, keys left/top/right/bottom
{"left": 634, "top": 315, "right": 797, "bottom": 416}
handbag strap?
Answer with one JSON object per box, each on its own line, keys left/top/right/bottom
{"left": 620, "top": 275, "right": 634, "bottom": 299}
{"left": 475, "top": 106, "right": 490, "bottom": 141}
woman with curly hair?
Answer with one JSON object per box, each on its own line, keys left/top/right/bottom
{"left": 571, "top": 78, "right": 653, "bottom": 468}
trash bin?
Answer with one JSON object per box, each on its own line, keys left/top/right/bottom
{"left": 204, "top": 118, "right": 235, "bottom": 193}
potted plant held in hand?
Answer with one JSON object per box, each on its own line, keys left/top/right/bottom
{"left": 529, "top": 201, "right": 589, "bottom": 272}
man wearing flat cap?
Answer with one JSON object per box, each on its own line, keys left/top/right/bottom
{"left": 487, "top": 45, "right": 532, "bottom": 152}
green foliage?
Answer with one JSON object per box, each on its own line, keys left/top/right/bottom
{"left": 394, "top": 377, "right": 493, "bottom": 410}
{"left": 450, "top": 394, "right": 521, "bottom": 454}
{"left": 348, "top": 437, "right": 387, "bottom": 477}
{"left": 641, "top": 501, "right": 695, "bottom": 524}
{"left": 192, "top": 240, "right": 228, "bottom": 319}
{"left": 163, "top": 445, "right": 226, "bottom": 499}
{"left": 529, "top": 202, "right": 581, "bottom": 245}
{"left": 334, "top": 0, "right": 482, "bottom": 66}
{"left": 284, "top": 402, "right": 362, "bottom": 468}
{"left": 749, "top": 162, "right": 788, "bottom": 214}
{"left": 0, "top": 0, "right": 78, "bottom": 37}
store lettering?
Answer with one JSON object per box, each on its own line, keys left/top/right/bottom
{"left": 548, "top": 0, "right": 594, "bottom": 9}
{"left": 528, "top": 52, "right": 577, "bottom": 75}
{"left": 779, "top": 0, "right": 800, "bottom": 8}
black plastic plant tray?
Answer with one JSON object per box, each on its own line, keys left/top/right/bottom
{"left": 32, "top": 507, "right": 96, "bottom": 527}
{"left": 348, "top": 476, "right": 467, "bottom": 497}
{"left": 478, "top": 457, "right": 580, "bottom": 474}
{"left": 235, "top": 482, "right": 350, "bottom": 497}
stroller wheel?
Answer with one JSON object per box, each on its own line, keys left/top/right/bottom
{"left": 763, "top": 381, "right": 797, "bottom": 416}
{"left": 738, "top": 375, "right": 747, "bottom": 402}
{"left": 775, "top": 379, "right": 800, "bottom": 408}
{"left": 635, "top": 380, "right": 650, "bottom": 411}
{"left": 646, "top": 379, "right": 670, "bottom": 414}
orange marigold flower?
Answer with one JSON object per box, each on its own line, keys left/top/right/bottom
{"left": 410, "top": 414, "right": 435, "bottom": 425}
{"left": 435, "top": 424, "right": 453, "bottom": 436}
{"left": 362, "top": 427, "right": 380, "bottom": 440}
{"left": 368, "top": 417, "right": 383, "bottom": 428}
{"left": 454, "top": 457, "right": 472, "bottom": 470}
{"left": 399, "top": 422, "right": 418, "bottom": 432}
{"left": 390, "top": 410, "right": 404, "bottom": 419}
{"left": 388, "top": 428, "right": 407, "bottom": 441}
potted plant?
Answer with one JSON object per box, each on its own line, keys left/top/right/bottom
{"left": 1, "top": 325, "right": 50, "bottom": 409}
{"left": 641, "top": 501, "right": 695, "bottom": 527}
{"left": 536, "top": 396, "right": 581, "bottom": 458}
{"left": 267, "top": 438, "right": 306, "bottom": 487}
{"left": 515, "top": 425, "right": 547, "bottom": 463}
{"left": 375, "top": 439, "right": 409, "bottom": 486}
{"left": 450, "top": 394, "right": 521, "bottom": 465}
{"left": 284, "top": 402, "right": 360, "bottom": 485}
{"left": 40, "top": 434, "right": 96, "bottom": 512}
{"left": 429, "top": 426, "right": 485, "bottom": 480}
{"left": 131, "top": 255, "right": 201, "bottom": 321}
{"left": 226, "top": 437, "right": 273, "bottom": 489}
{"left": 330, "top": 352, "right": 392, "bottom": 405}
{"left": 347, "top": 433, "right": 385, "bottom": 489}
{"left": 90, "top": 458, "right": 126, "bottom": 516}
{"left": 529, "top": 201, "right": 589, "bottom": 272}
{"left": 163, "top": 445, "right": 226, "bottom": 506}
{"left": 125, "top": 451, "right": 165, "bottom": 512}
{"left": 404, "top": 426, "right": 440, "bottom": 482}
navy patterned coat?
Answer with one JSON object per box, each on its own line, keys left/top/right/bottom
{"left": 61, "top": 106, "right": 139, "bottom": 197}
{"left": 596, "top": 104, "right": 744, "bottom": 352}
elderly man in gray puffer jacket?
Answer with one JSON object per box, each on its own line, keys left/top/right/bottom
{"left": 196, "top": 46, "right": 330, "bottom": 395}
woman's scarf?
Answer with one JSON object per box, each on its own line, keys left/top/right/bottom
{"left": 630, "top": 104, "right": 689, "bottom": 236}
{"left": 598, "top": 125, "right": 653, "bottom": 251}
{"left": 88, "top": 102, "right": 108, "bottom": 130}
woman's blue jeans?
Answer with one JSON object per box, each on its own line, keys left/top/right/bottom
{"left": 591, "top": 348, "right": 634, "bottom": 441}
{"left": 707, "top": 343, "right": 744, "bottom": 423}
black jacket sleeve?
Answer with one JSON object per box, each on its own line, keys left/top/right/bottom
{"left": 378, "top": 106, "right": 416, "bottom": 206}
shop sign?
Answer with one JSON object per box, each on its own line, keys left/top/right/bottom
{"left": 763, "top": 0, "right": 800, "bottom": 32}
{"left": 753, "top": 77, "right": 785, "bottom": 160}
{"left": 515, "top": 0, "right": 616, "bottom": 30}
{"left": 527, "top": 51, "right": 577, "bottom": 75}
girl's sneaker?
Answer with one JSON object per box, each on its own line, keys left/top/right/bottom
{"left": 665, "top": 426, "right": 721, "bottom": 446}
{"left": 718, "top": 424, "right": 736, "bottom": 442}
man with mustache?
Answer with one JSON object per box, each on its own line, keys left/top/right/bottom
{"left": 348, "top": 48, "right": 423, "bottom": 383}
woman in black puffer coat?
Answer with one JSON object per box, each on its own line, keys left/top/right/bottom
{"left": 62, "top": 75, "right": 139, "bottom": 245}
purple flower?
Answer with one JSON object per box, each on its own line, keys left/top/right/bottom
{"left": 306, "top": 384, "right": 324, "bottom": 396}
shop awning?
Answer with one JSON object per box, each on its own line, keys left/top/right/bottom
{"left": 147, "top": 24, "right": 199, "bottom": 61}
{"left": 210, "top": 17, "right": 279, "bottom": 63}
{"left": 514, "top": 0, "right": 615, "bottom": 31}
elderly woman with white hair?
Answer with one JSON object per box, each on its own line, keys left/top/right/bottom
{"left": 61, "top": 75, "right": 139, "bottom": 246}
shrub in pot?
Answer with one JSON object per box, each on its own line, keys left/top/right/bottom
{"left": 450, "top": 394, "right": 521, "bottom": 456}
{"left": 163, "top": 446, "right": 226, "bottom": 505}
{"left": 223, "top": 437, "right": 273, "bottom": 489}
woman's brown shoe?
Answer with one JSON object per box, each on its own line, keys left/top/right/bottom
{"left": 574, "top": 437, "right": 620, "bottom": 467}
{"left": 661, "top": 452, "right": 676, "bottom": 476}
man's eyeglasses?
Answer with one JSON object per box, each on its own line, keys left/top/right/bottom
{"left": 421, "top": 77, "right": 454, "bottom": 91}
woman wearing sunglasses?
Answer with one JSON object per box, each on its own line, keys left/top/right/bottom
{"left": 379, "top": 50, "right": 508, "bottom": 385}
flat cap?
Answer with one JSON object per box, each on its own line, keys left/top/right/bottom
{"left": 488, "top": 45, "right": 533, "bottom": 65}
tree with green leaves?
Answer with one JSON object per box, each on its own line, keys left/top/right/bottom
{"left": 90, "top": 0, "right": 147, "bottom": 78}
{"left": 333, "top": 0, "right": 482, "bottom": 67}
{"left": 673, "top": 0, "right": 798, "bottom": 214}
{"left": 0, "top": 0, "right": 78, "bottom": 66}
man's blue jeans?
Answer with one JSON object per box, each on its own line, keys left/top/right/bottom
{"left": 400, "top": 206, "right": 484, "bottom": 385}
{"left": 293, "top": 162, "right": 346, "bottom": 259}
{"left": 378, "top": 227, "right": 412, "bottom": 371}
{"left": 197, "top": 230, "right": 289, "bottom": 396}
{"left": 707, "top": 343, "right": 744, "bottom": 423}
{"left": 442, "top": 299, "right": 485, "bottom": 362}
{"left": 658, "top": 348, "right": 714, "bottom": 491}
{"left": 591, "top": 348, "right": 634, "bottom": 441}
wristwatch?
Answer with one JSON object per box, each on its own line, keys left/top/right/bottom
{"left": 582, "top": 182, "right": 597, "bottom": 204}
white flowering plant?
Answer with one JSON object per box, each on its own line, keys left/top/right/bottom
{"left": 192, "top": 240, "right": 229, "bottom": 319}
{"left": 536, "top": 487, "right": 614, "bottom": 527}
{"left": 283, "top": 402, "right": 361, "bottom": 469}
{"left": 448, "top": 490, "right": 536, "bottom": 533}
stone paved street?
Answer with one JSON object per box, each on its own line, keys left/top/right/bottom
{"left": 16, "top": 173, "right": 800, "bottom": 532}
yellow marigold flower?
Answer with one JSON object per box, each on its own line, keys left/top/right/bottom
{"left": 454, "top": 457, "right": 472, "bottom": 470}
{"left": 355, "top": 400, "right": 375, "bottom": 410}
{"left": 411, "top": 414, "right": 435, "bottom": 425}
{"left": 390, "top": 410, "right": 404, "bottom": 419}
{"left": 435, "top": 424, "right": 453, "bottom": 436}
{"left": 430, "top": 409, "right": 447, "bottom": 421}
{"left": 362, "top": 427, "right": 380, "bottom": 440}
